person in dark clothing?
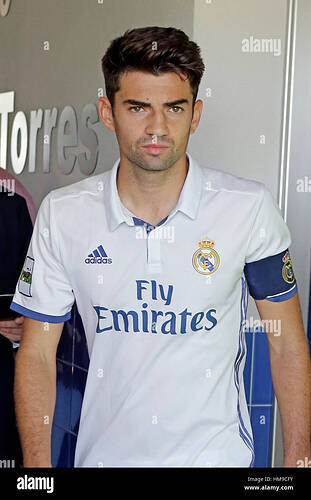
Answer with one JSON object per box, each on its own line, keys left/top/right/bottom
{"left": 0, "top": 189, "right": 33, "bottom": 467}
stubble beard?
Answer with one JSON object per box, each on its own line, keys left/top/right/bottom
{"left": 124, "top": 146, "right": 181, "bottom": 173}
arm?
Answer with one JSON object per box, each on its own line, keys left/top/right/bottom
{"left": 14, "top": 316, "right": 64, "bottom": 467}
{"left": 255, "top": 292, "right": 311, "bottom": 467}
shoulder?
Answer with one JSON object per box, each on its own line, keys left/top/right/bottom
{"left": 46, "top": 171, "right": 110, "bottom": 204}
{"left": 199, "top": 165, "right": 265, "bottom": 200}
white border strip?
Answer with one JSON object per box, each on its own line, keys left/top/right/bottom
{"left": 272, "top": 0, "right": 298, "bottom": 468}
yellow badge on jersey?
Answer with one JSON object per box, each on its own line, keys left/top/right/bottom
{"left": 281, "top": 250, "right": 295, "bottom": 284}
{"left": 192, "top": 237, "right": 220, "bottom": 275}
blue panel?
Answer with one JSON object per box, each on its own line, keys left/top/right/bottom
{"left": 56, "top": 316, "right": 74, "bottom": 364}
{"left": 252, "top": 328, "right": 274, "bottom": 405}
{"left": 71, "top": 366, "right": 88, "bottom": 434}
{"left": 243, "top": 325, "right": 274, "bottom": 467}
{"left": 243, "top": 329, "right": 253, "bottom": 405}
{"left": 51, "top": 302, "right": 90, "bottom": 466}
{"left": 69, "top": 433, "right": 78, "bottom": 467}
{"left": 73, "top": 305, "right": 90, "bottom": 370}
{"left": 52, "top": 360, "right": 72, "bottom": 430}
{"left": 51, "top": 424, "right": 71, "bottom": 467}
{"left": 251, "top": 406, "right": 274, "bottom": 467}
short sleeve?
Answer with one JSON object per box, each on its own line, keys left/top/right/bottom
{"left": 245, "top": 184, "right": 291, "bottom": 263}
{"left": 244, "top": 184, "right": 297, "bottom": 301}
{"left": 10, "top": 192, "right": 75, "bottom": 323}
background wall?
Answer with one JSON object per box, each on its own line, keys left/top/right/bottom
{"left": 0, "top": 0, "right": 194, "bottom": 206}
{"left": 1, "top": 0, "right": 310, "bottom": 467}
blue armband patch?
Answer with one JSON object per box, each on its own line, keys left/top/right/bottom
{"left": 244, "top": 249, "right": 297, "bottom": 301}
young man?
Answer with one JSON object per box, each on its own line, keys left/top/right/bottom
{"left": 10, "top": 26, "right": 311, "bottom": 467}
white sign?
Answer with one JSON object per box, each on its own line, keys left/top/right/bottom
{"left": 0, "top": 91, "right": 101, "bottom": 176}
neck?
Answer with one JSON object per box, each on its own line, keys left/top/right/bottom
{"left": 116, "top": 154, "right": 189, "bottom": 226}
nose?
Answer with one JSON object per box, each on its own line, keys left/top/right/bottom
{"left": 145, "top": 109, "right": 169, "bottom": 137}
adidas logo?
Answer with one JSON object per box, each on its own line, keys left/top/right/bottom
{"left": 85, "top": 244, "right": 112, "bottom": 264}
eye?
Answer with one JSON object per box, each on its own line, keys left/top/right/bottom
{"left": 128, "top": 105, "right": 184, "bottom": 114}
{"left": 170, "top": 106, "right": 183, "bottom": 113}
{"left": 129, "top": 106, "right": 144, "bottom": 112}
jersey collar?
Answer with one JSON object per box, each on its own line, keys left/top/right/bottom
{"left": 104, "top": 152, "right": 203, "bottom": 232}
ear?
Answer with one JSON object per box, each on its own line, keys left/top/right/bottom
{"left": 190, "top": 99, "right": 203, "bottom": 135}
{"left": 98, "top": 97, "right": 115, "bottom": 132}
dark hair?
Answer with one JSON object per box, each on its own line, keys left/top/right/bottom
{"left": 101, "top": 26, "right": 205, "bottom": 110}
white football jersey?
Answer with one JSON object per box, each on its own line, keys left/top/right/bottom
{"left": 10, "top": 153, "right": 297, "bottom": 467}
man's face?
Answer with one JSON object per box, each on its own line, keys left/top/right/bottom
{"left": 99, "top": 70, "right": 202, "bottom": 172}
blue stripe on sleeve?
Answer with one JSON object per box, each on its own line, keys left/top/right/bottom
{"left": 10, "top": 301, "right": 71, "bottom": 323}
{"left": 265, "top": 283, "right": 297, "bottom": 302}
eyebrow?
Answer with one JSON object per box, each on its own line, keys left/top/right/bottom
{"left": 122, "top": 98, "right": 190, "bottom": 107}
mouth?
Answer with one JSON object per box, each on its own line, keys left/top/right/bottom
{"left": 142, "top": 145, "right": 169, "bottom": 155}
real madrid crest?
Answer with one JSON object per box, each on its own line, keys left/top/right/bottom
{"left": 281, "top": 250, "right": 295, "bottom": 284}
{"left": 192, "top": 237, "right": 220, "bottom": 275}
